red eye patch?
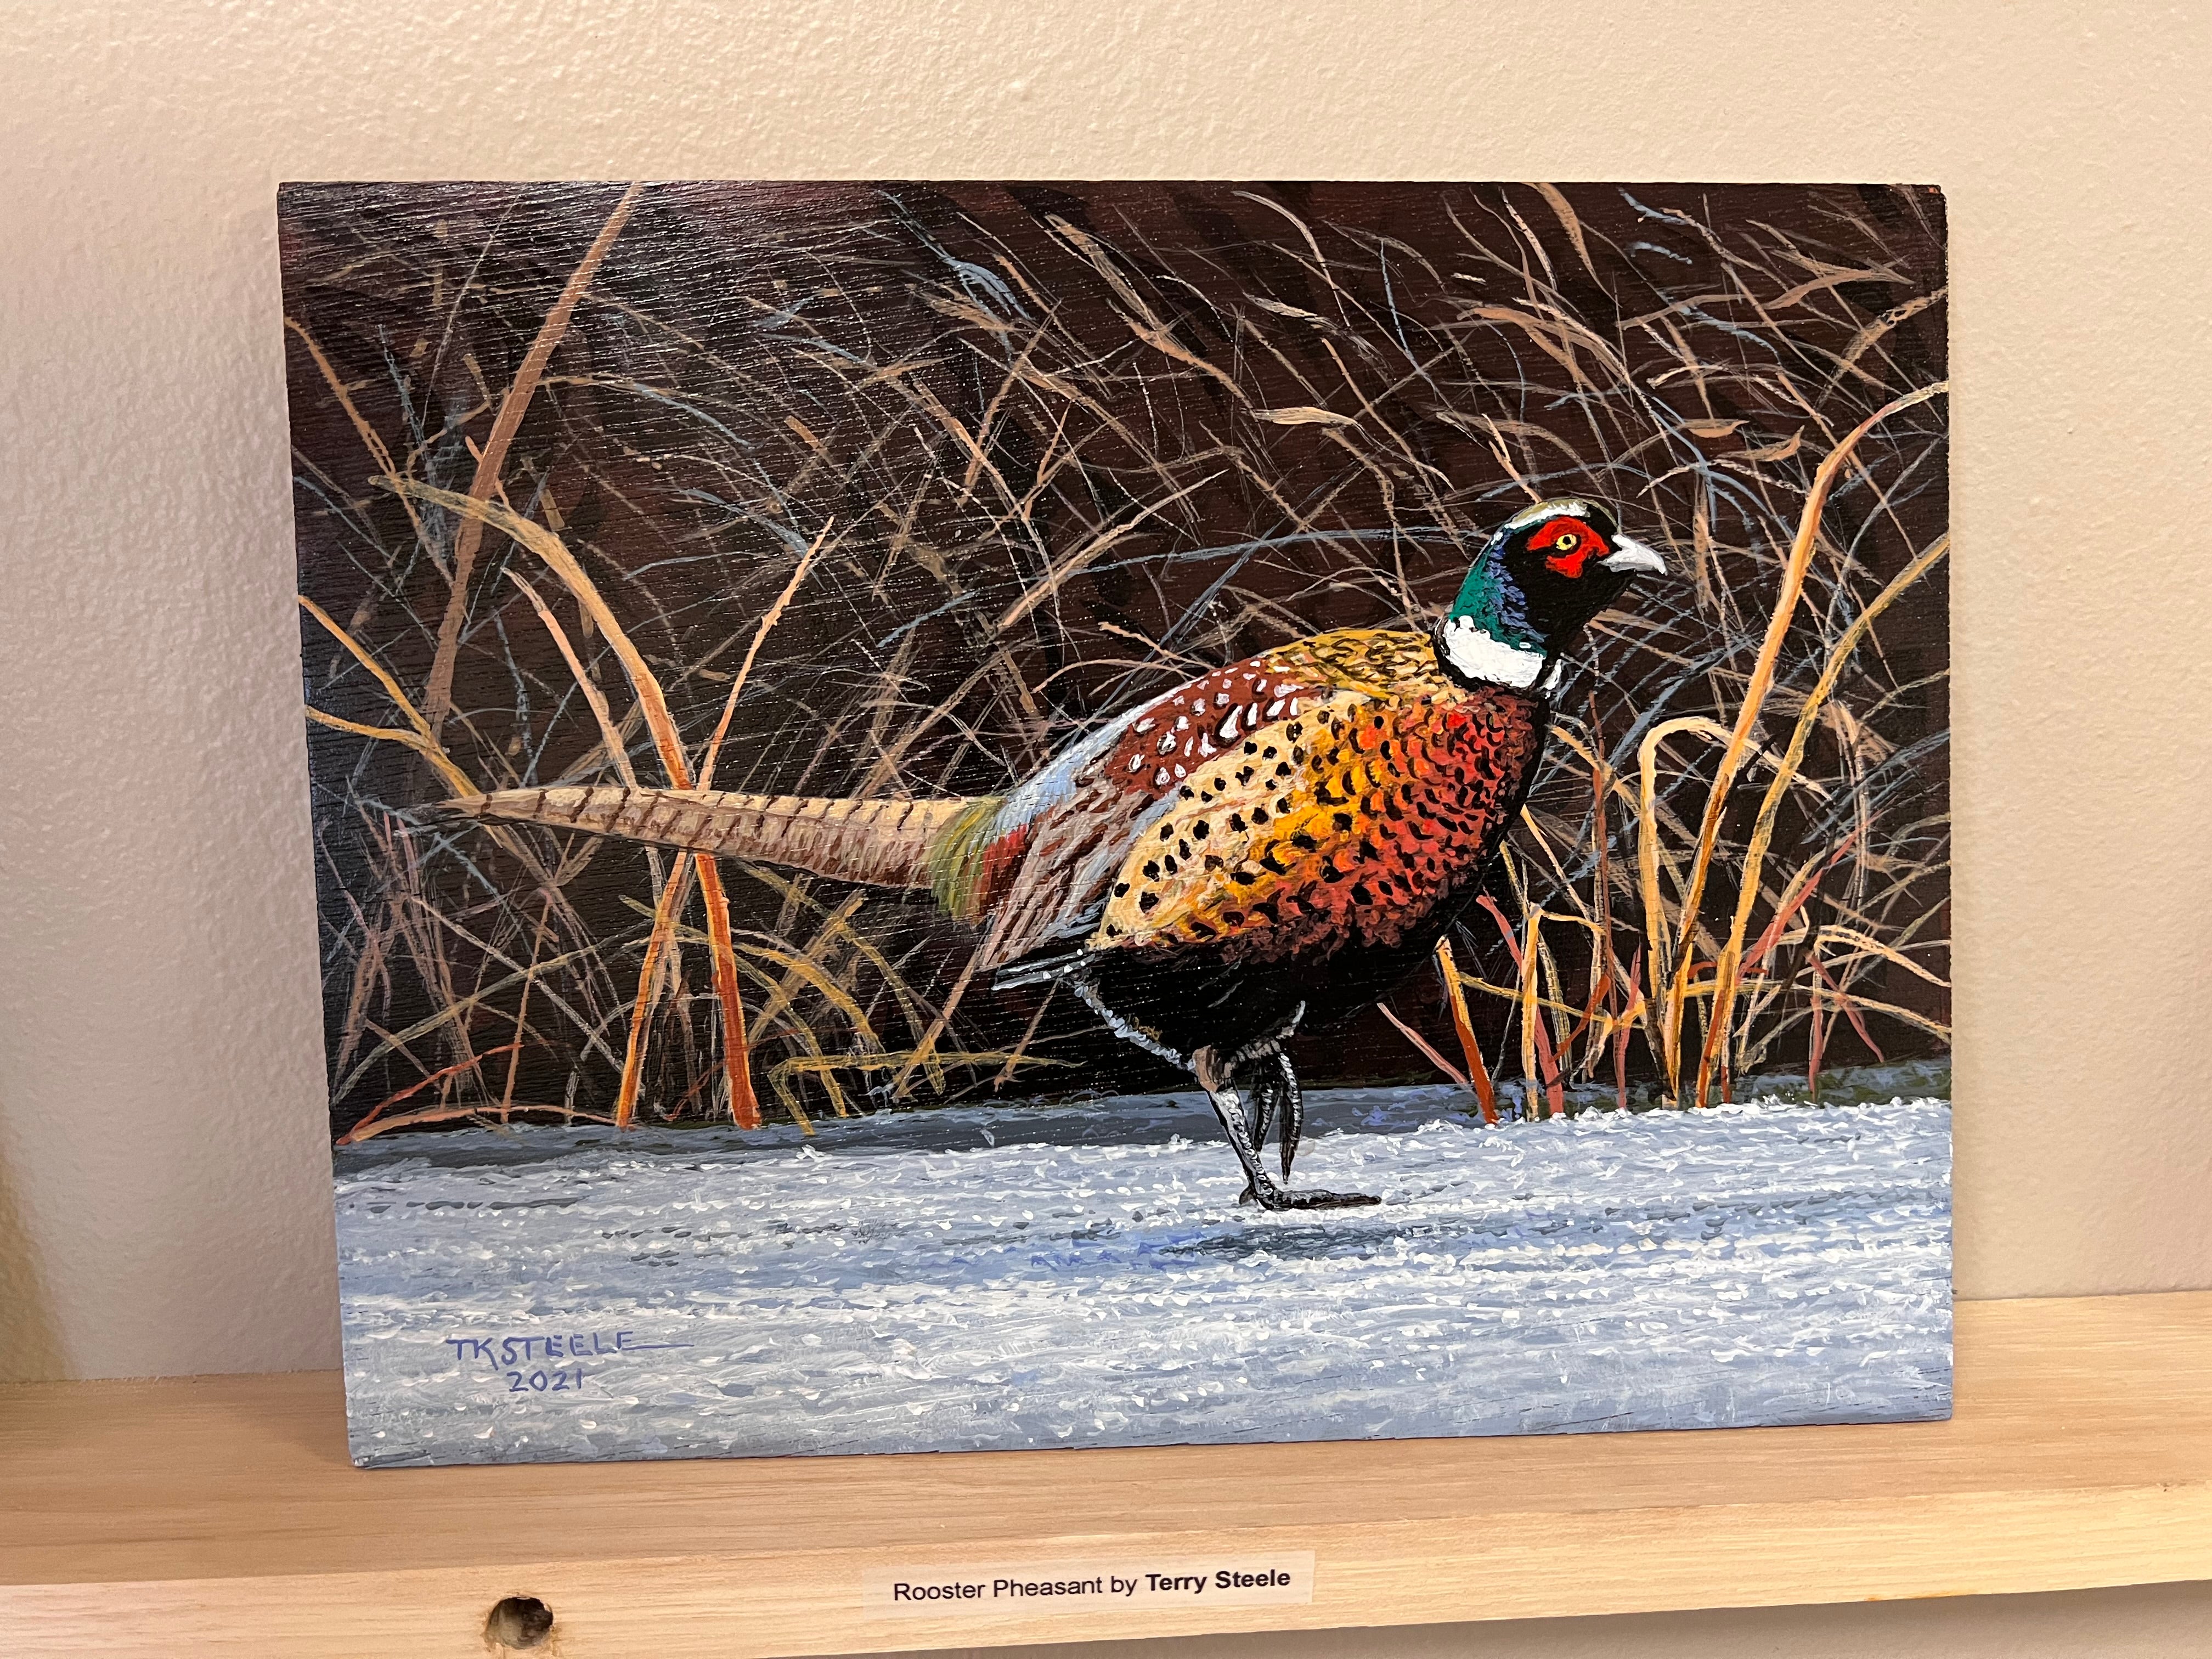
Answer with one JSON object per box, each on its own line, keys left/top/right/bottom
{"left": 1531, "top": 517, "right": 1607, "bottom": 578}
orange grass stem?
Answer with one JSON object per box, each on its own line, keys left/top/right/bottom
{"left": 1378, "top": 1003, "right": 1472, "bottom": 1093}
{"left": 1694, "top": 534, "right": 1950, "bottom": 1106}
{"left": 1432, "top": 936, "right": 1497, "bottom": 1124}
{"left": 691, "top": 855, "right": 758, "bottom": 1127}
{"left": 339, "top": 1101, "right": 621, "bottom": 1144}
{"left": 1660, "top": 380, "right": 1948, "bottom": 1102}
{"left": 343, "top": 1043, "right": 522, "bottom": 1142}
{"left": 402, "top": 484, "right": 761, "bottom": 1129}
{"left": 1477, "top": 896, "right": 1565, "bottom": 1118}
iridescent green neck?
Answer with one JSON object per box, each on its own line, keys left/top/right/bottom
{"left": 1438, "top": 552, "right": 1552, "bottom": 692}
{"left": 1447, "top": 555, "right": 1543, "bottom": 651}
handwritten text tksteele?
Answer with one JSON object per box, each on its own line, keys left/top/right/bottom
{"left": 445, "top": 1330, "right": 687, "bottom": 1367}
{"left": 445, "top": 1329, "right": 693, "bottom": 1397}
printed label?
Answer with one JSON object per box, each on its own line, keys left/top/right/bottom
{"left": 863, "top": 1553, "right": 1314, "bottom": 1620}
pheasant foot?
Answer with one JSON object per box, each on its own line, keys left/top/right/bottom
{"left": 1238, "top": 1182, "right": 1382, "bottom": 1210}
{"left": 1195, "top": 1028, "right": 1378, "bottom": 1210}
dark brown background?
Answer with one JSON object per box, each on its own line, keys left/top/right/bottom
{"left": 280, "top": 180, "right": 1948, "bottom": 1136}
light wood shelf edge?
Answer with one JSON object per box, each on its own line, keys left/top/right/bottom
{"left": 5, "top": 1293, "right": 2210, "bottom": 1658}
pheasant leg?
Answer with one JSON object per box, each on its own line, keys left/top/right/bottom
{"left": 1263, "top": 1045, "right": 1374, "bottom": 1207}
{"left": 1221, "top": 1008, "right": 1297, "bottom": 1195}
{"left": 1192, "top": 1043, "right": 1378, "bottom": 1211}
{"left": 1243, "top": 1048, "right": 1281, "bottom": 1184}
{"left": 1272, "top": 1049, "right": 1303, "bottom": 1184}
{"left": 1232, "top": 1052, "right": 1288, "bottom": 1204}
{"left": 1193, "top": 1043, "right": 1284, "bottom": 1207}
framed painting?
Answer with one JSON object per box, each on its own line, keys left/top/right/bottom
{"left": 280, "top": 180, "right": 1950, "bottom": 1467}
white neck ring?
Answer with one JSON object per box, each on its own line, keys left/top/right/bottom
{"left": 1442, "top": 616, "right": 1551, "bottom": 691}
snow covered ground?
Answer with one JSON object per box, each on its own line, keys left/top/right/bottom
{"left": 333, "top": 1076, "right": 1951, "bottom": 1467}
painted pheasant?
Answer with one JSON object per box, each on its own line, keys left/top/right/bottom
{"left": 447, "top": 500, "right": 1663, "bottom": 1207}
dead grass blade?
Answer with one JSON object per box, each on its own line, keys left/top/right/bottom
{"left": 698, "top": 518, "right": 833, "bottom": 789}
{"left": 1695, "top": 534, "right": 1951, "bottom": 1103}
{"left": 285, "top": 323, "right": 436, "bottom": 565}
{"left": 1378, "top": 1003, "right": 1471, "bottom": 1091}
{"left": 1660, "top": 381, "right": 1948, "bottom": 1099}
{"left": 338, "top": 1100, "right": 622, "bottom": 1143}
{"left": 505, "top": 571, "right": 640, "bottom": 787}
{"left": 299, "top": 596, "right": 477, "bottom": 794}
{"left": 397, "top": 482, "right": 761, "bottom": 1128}
{"left": 1432, "top": 937, "right": 1497, "bottom": 1124}
{"left": 424, "top": 182, "right": 642, "bottom": 736}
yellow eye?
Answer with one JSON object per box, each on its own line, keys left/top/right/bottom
{"left": 1554, "top": 531, "right": 1578, "bottom": 551}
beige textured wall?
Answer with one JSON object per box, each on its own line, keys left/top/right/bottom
{"left": 3, "top": 0, "right": 2209, "bottom": 1653}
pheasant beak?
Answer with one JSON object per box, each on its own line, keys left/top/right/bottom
{"left": 1600, "top": 535, "right": 1666, "bottom": 577}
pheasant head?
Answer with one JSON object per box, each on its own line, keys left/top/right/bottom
{"left": 1437, "top": 499, "right": 1664, "bottom": 691}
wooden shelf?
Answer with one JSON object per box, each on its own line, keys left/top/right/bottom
{"left": 5, "top": 1293, "right": 2210, "bottom": 1657}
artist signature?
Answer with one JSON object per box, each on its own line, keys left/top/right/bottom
{"left": 444, "top": 1329, "right": 692, "bottom": 1396}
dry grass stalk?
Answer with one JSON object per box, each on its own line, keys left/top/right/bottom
{"left": 284, "top": 322, "right": 436, "bottom": 563}
{"left": 399, "top": 484, "right": 761, "bottom": 1128}
{"left": 1696, "top": 534, "right": 1951, "bottom": 1103}
{"left": 1432, "top": 938, "right": 1496, "bottom": 1124}
{"left": 299, "top": 598, "right": 476, "bottom": 795}
{"left": 1379, "top": 1003, "right": 1472, "bottom": 1092}
{"left": 698, "top": 521, "right": 834, "bottom": 789}
{"left": 422, "top": 183, "right": 642, "bottom": 737}
{"left": 1657, "top": 382, "right": 1949, "bottom": 1103}
{"left": 505, "top": 572, "right": 641, "bottom": 788}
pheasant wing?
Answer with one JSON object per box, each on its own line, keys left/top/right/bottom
{"left": 977, "top": 651, "right": 1351, "bottom": 973}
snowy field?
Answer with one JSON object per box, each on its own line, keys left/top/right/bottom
{"left": 333, "top": 1076, "right": 1951, "bottom": 1467}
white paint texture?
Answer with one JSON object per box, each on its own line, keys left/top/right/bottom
{"left": 1, "top": 2, "right": 2210, "bottom": 1650}
{"left": 333, "top": 1088, "right": 1950, "bottom": 1466}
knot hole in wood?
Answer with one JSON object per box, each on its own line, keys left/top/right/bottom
{"left": 484, "top": 1594, "right": 555, "bottom": 1650}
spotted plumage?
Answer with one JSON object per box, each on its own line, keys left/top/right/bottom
{"left": 1091, "top": 634, "right": 1542, "bottom": 966}
{"left": 445, "top": 499, "right": 1665, "bottom": 1209}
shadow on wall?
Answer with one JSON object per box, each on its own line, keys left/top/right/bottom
{"left": 0, "top": 1097, "right": 66, "bottom": 1381}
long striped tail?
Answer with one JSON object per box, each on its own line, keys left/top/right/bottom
{"left": 443, "top": 785, "right": 980, "bottom": 892}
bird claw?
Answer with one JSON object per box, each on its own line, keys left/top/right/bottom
{"left": 1274, "top": 1188, "right": 1382, "bottom": 1210}
{"left": 1206, "top": 1037, "right": 1370, "bottom": 1211}
{"left": 1240, "top": 1183, "right": 1381, "bottom": 1210}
